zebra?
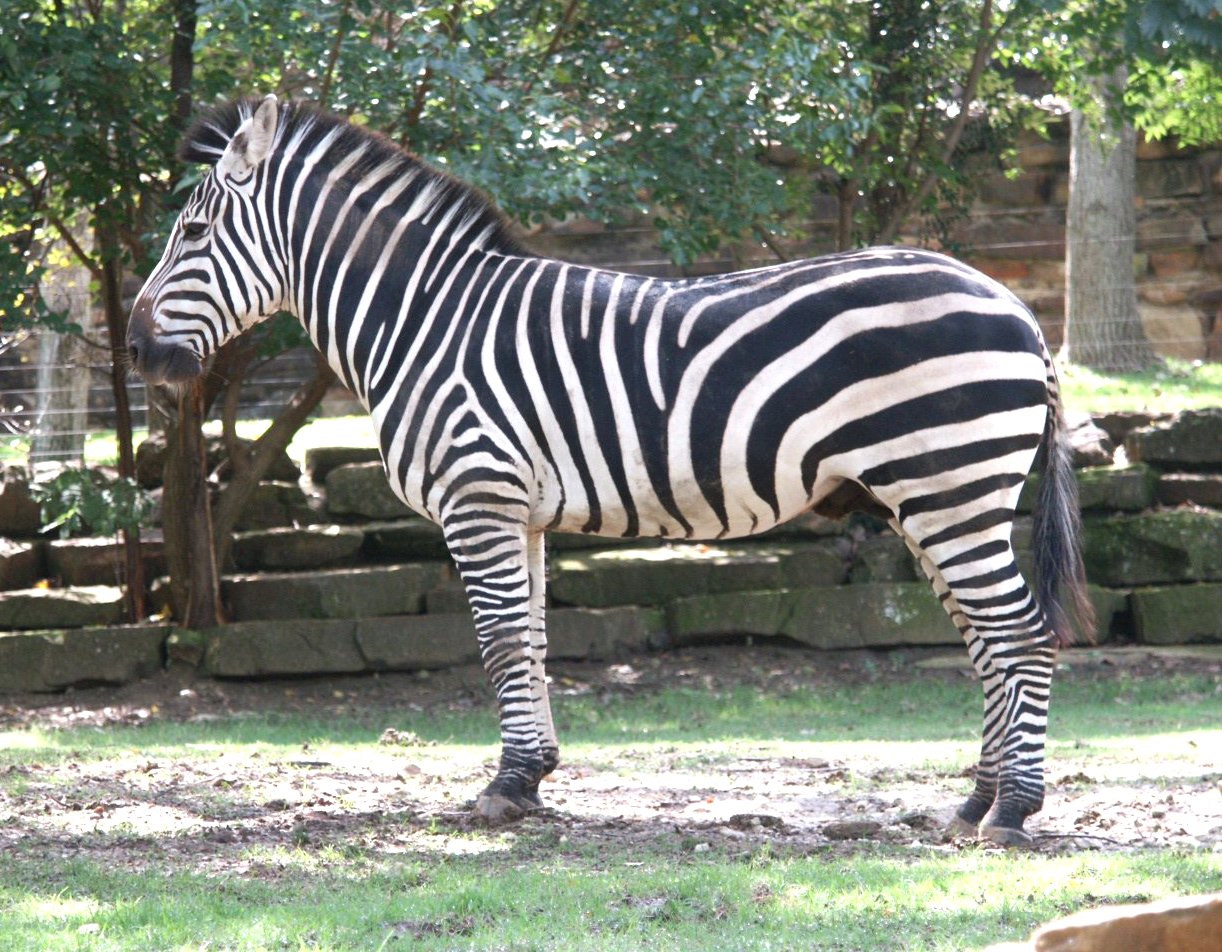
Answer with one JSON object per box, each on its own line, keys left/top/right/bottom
{"left": 127, "top": 95, "right": 1092, "bottom": 847}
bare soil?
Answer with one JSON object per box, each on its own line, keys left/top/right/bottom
{"left": 1, "top": 645, "right": 1219, "bottom": 875}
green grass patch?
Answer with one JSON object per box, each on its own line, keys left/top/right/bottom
{"left": 1, "top": 664, "right": 1218, "bottom": 950}
{"left": 1059, "top": 358, "right": 1222, "bottom": 414}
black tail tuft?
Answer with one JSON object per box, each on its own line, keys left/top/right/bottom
{"left": 1032, "top": 397, "right": 1095, "bottom": 647}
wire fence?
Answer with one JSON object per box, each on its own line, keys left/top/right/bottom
{"left": 0, "top": 331, "right": 323, "bottom": 470}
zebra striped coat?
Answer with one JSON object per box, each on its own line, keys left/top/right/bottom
{"left": 128, "top": 96, "right": 1091, "bottom": 846}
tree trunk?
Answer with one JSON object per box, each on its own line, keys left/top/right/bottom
{"left": 99, "top": 227, "right": 146, "bottom": 623}
{"left": 1064, "top": 72, "right": 1158, "bottom": 371}
{"left": 161, "top": 382, "right": 224, "bottom": 628}
{"left": 31, "top": 231, "right": 92, "bottom": 467}
{"left": 211, "top": 355, "right": 337, "bottom": 572}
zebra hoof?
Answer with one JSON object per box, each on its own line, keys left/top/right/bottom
{"left": 946, "top": 814, "right": 979, "bottom": 837}
{"left": 472, "top": 792, "right": 530, "bottom": 826}
{"left": 979, "top": 823, "right": 1034, "bottom": 849}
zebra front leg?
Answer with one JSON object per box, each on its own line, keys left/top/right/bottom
{"left": 445, "top": 514, "right": 552, "bottom": 825}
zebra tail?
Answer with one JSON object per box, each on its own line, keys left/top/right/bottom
{"left": 1032, "top": 389, "right": 1096, "bottom": 648}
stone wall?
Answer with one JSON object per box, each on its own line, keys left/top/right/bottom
{"left": 1, "top": 410, "right": 1218, "bottom": 693}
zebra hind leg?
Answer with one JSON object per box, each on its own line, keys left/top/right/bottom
{"left": 893, "top": 517, "right": 1055, "bottom": 848}
{"left": 444, "top": 512, "right": 553, "bottom": 825}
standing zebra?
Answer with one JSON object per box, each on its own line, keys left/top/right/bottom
{"left": 128, "top": 96, "right": 1092, "bottom": 846}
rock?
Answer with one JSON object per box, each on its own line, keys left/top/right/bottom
{"left": 549, "top": 543, "right": 843, "bottom": 609}
{"left": 0, "top": 624, "right": 169, "bottom": 693}
{"left": 822, "top": 819, "right": 882, "bottom": 840}
{"left": 355, "top": 613, "right": 482, "bottom": 671}
{"left": 203, "top": 618, "right": 367, "bottom": 677}
{"left": 1132, "top": 584, "right": 1222, "bottom": 644}
{"left": 1090, "top": 411, "right": 1172, "bottom": 447}
{"left": 233, "top": 481, "right": 316, "bottom": 531}
{"left": 1139, "top": 304, "right": 1206, "bottom": 361}
{"left": 325, "top": 462, "right": 413, "bottom": 520}
{"left": 545, "top": 606, "right": 667, "bottom": 659}
{"left": 303, "top": 445, "right": 381, "bottom": 482}
{"left": 1126, "top": 409, "right": 1222, "bottom": 471}
{"left": 230, "top": 525, "right": 365, "bottom": 571}
{"left": 669, "top": 582, "right": 953, "bottom": 650}
{"left": 223, "top": 562, "right": 448, "bottom": 621}
{"left": 849, "top": 534, "right": 919, "bottom": 583}
{"left": 1019, "top": 465, "right": 1156, "bottom": 515}
{"left": 136, "top": 433, "right": 301, "bottom": 489}
{"left": 1083, "top": 511, "right": 1222, "bottom": 586}
{"left": 0, "top": 465, "right": 42, "bottom": 536}
{"left": 1067, "top": 416, "right": 1115, "bottom": 468}
{"left": 1155, "top": 473, "right": 1222, "bottom": 508}
{"left": 0, "top": 585, "right": 125, "bottom": 630}
{"left": 45, "top": 535, "right": 167, "bottom": 586}
{"left": 0, "top": 539, "right": 43, "bottom": 591}
{"left": 361, "top": 518, "right": 450, "bottom": 560}
{"left": 1028, "top": 891, "right": 1222, "bottom": 952}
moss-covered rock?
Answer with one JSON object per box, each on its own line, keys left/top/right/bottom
{"left": 1083, "top": 511, "right": 1222, "bottom": 586}
{"left": 1126, "top": 408, "right": 1222, "bottom": 470}
{"left": 1131, "top": 583, "right": 1222, "bottom": 644}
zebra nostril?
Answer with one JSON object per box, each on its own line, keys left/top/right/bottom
{"left": 128, "top": 343, "right": 140, "bottom": 366}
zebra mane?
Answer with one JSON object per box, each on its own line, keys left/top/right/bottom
{"left": 179, "top": 97, "right": 526, "bottom": 255}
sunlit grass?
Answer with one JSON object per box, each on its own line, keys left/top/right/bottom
{"left": 1059, "top": 358, "right": 1222, "bottom": 414}
{"left": 0, "top": 664, "right": 1218, "bottom": 951}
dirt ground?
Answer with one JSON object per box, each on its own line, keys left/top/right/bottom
{"left": 1, "top": 645, "right": 1220, "bottom": 873}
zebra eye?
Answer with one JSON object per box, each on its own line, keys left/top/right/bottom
{"left": 182, "top": 219, "right": 208, "bottom": 239}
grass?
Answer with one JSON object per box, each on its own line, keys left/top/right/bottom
{"left": 1059, "top": 359, "right": 1222, "bottom": 414}
{"left": 3, "top": 360, "right": 1217, "bottom": 470}
{"left": 1, "top": 665, "right": 1218, "bottom": 951}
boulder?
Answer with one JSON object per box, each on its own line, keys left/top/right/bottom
{"left": 136, "top": 433, "right": 300, "bottom": 489}
{"left": 304, "top": 445, "right": 381, "bottom": 482}
{"left": 355, "top": 613, "right": 482, "bottom": 671}
{"left": 361, "top": 518, "right": 450, "bottom": 560}
{"left": 230, "top": 525, "right": 365, "bottom": 571}
{"left": 1132, "top": 583, "right": 1222, "bottom": 644}
{"left": 0, "top": 539, "right": 43, "bottom": 591}
{"left": 0, "top": 624, "right": 169, "bottom": 693}
{"left": 549, "top": 542, "right": 844, "bottom": 609}
{"left": 1083, "top": 511, "right": 1222, "bottom": 586}
{"left": 1067, "top": 415, "right": 1115, "bottom": 468}
{"left": 669, "top": 582, "right": 953, "bottom": 650}
{"left": 222, "top": 562, "right": 449, "bottom": 621}
{"left": 1090, "top": 411, "right": 1172, "bottom": 447}
{"left": 203, "top": 618, "right": 367, "bottom": 677}
{"left": 545, "top": 606, "right": 667, "bottom": 659}
{"left": 1028, "top": 891, "right": 1222, "bottom": 952}
{"left": 1018, "top": 465, "right": 1156, "bottom": 514}
{"left": 1126, "top": 409, "right": 1222, "bottom": 471}
{"left": 0, "top": 465, "right": 42, "bottom": 536}
{"left": 233, "top": 481, "right": 316, "bottom": 531}
{"left": 849, "top": 533, "right": 919, "bottom": 583}
{"left": 0, "top": 585, "right": 125, "bottom": 630}
{"left": 325, "top": 462, "right": 413, "bottom": 519}
{"left": 45, "top": 535, "right": 167, "bottom": 586}
{"left": 1155, "top": 473, "right": 1222, "bottom": 508}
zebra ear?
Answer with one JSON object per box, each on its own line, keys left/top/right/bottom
{"left": 244, "top": 94, "right": 278, "bottom": 165}
{"left": 218, "top": 94, "right": 278, "bottom": 179}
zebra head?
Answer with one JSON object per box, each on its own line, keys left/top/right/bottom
{"left": 127, "top": 95, "right": 284, "bottom": 384}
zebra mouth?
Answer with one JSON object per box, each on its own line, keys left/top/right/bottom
{"left": 127, "top": 336, "right": 204, "bottom": 385}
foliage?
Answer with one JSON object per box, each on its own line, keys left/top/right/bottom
{"left": 31, "top": 466, "right": 153, "bottom": 539}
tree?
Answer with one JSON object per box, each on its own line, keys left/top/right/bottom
{"left": 1030, "top": 0, "right": 1222, "bottom": 370}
